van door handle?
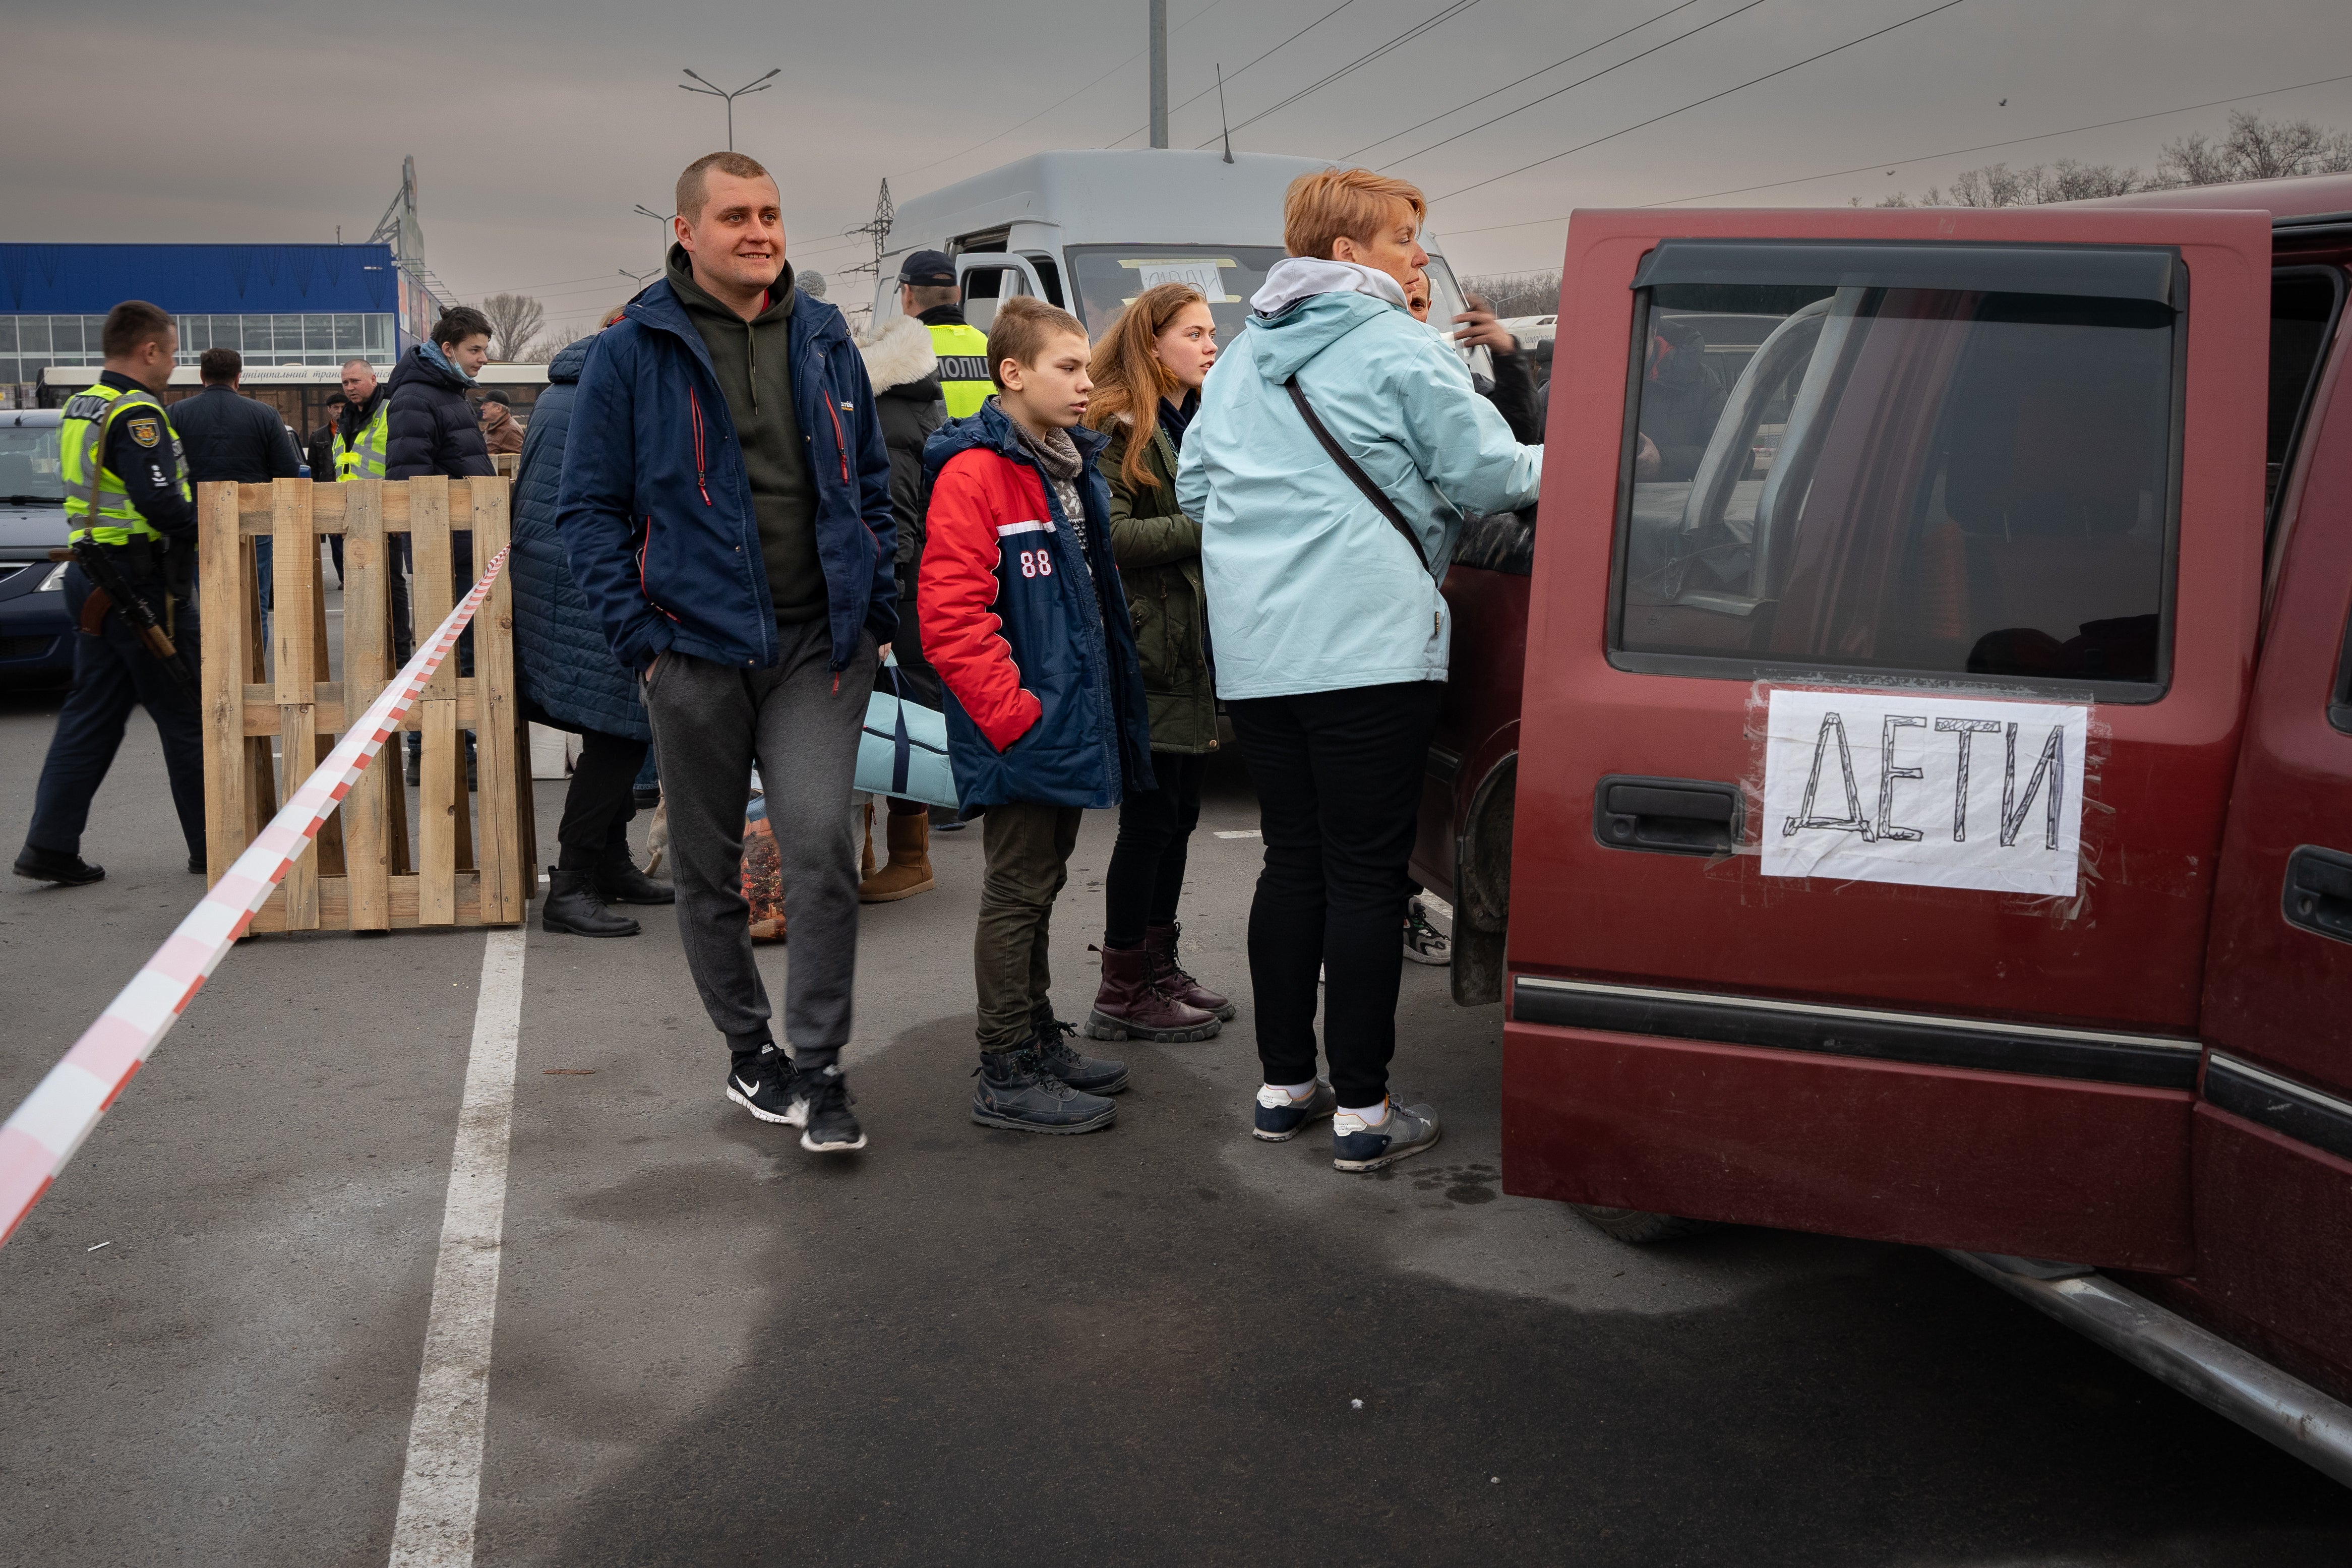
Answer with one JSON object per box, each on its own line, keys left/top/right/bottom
{"left": 2283, "top": 846, "right": 2352, "bottom": 943}
{"left": 1593, "top": 775, "right": 1744, "bottom": 856}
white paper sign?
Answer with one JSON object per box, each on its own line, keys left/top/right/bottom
{"left": 1761, "top": 689, "right": 2088, "bottom": 896}
{"left": 1135, "top": 261, "right": 1228, "bottom": 299}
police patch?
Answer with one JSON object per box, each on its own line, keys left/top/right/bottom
{"left": 127, "top": 417, "right": 161, "bottom": 449}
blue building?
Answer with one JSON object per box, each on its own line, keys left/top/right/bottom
{"left": 0, "top": 242, "right": 443, "bottom": 390}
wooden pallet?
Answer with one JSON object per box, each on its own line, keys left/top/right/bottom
{"left": 196, "top": 475, "right": 536, "bottom": 934}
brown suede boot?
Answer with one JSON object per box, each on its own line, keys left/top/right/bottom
{"left": 858, "top": 812, "right": 936, "bottom": 902}
{"left": 1084, "top": 944, "right": 1221, "bottom": 1043}
{"left": 1143, "top": 921, "right": 1236, "bottom": 1021}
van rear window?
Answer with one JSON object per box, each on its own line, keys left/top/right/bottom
{"left": 1064, "top": 245, "right": 1286, "bottom": 340}
{"left": 1611, "top": 264, "right": 2181, "bottom": 695}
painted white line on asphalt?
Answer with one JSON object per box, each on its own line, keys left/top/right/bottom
{"left": 388, "top": 926, "right": 528, "bottom": 1568}
{"left": 1213, "top": 829, "right": 1261, "bottom": 839}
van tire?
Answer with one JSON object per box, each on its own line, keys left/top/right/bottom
{"left": 1572, "top": 1204, "right": 1717, "bottom": 1244}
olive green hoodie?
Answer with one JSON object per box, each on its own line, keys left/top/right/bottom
{"left": 665, "top": 243, "right": 824, "bottom": 624}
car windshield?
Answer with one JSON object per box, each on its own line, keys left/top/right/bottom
{"left": 1064, "top": 244, "right": 1288, "bottom": 341}
{"left": 0, "top": 424, "right": 64, "bottom": 502}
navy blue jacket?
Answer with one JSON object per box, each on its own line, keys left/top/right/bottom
{"left": 385, "top": 343, "right": 495, "bottom": 480}
{"left": 510, "top": 336, "right": 648, "bottom": 742}
{"left": 557, "top": 278, "right": 896, "bottom": 675}
{"left": 918, "top": 402, "right": 1153, "bottom": 815}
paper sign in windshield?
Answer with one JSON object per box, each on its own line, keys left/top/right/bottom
{"left": 1135, "top": 260, "right": 1228, "bottom": 299}
{"left": 1761, "top": 689, "right": 2088, "bottom": 896}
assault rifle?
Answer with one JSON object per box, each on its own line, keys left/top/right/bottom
{"left": 48, "top": 540, "right": 197, "bottom": 698}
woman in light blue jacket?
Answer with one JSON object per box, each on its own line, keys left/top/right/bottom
{"left": 1176, "top": 168, "right": 1542, "bottom": 1175}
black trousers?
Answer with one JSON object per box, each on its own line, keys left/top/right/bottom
{"left": 1104, "top": 749, "right": 1207, "bottom": 945}
{"left": 1226, "top": 680, "right": 1442, "bottom": 1108}
{"left": 554, "top": 728, "right": 649, "bottom": 871}
{"left": 26, "top": 567, "right": 205, "bottom": 863}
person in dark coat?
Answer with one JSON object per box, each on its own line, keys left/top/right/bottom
{"left": 511, "top": 325, "right": 671, "bottom": 937}
{"left": 386, "top": 305, "right": 495, "bottom": 775}
{"left": 305, "top": 393, "right": 348, "bottom": 485}
{"left": 172, "top": 346, "right": 302, "bottom": 614}
{"left": 850, "top": 307, "right": 947, "bottom": 901}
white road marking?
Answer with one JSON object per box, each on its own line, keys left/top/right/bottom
{"left": 388, "top": 927, "right": 528, "bottom": 1567}
{"left": 1213, "top": 829, "right": 1261, "bottom": 839}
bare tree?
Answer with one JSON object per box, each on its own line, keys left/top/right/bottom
{"left": 1458, "top": 270, "right": 1564, "bottom": 319}
{"left": 525, "top": 323, "right": 590, "bottom": 365}
{"left": 1877, "top": 110, "right": 2347, "bottom": 208}
{"left": 478, "top": 292, "right": 547, "bottom": 363}
{"left": 2160, "top": 109, "right": 2352, "bottom": 186}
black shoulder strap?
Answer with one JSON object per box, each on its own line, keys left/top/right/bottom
{"left": 1282, "top": 376, "right": 1429, "bottom": 572}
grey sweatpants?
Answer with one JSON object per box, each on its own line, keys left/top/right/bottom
{"left": 641, "top": 622, "right": 876, "bottom": 1068}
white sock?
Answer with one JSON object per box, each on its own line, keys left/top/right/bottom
{"left": 1338, "top": 1098, "right": 1391, "bottom": 1127}
{"left": 1257, "top": 1079, "right": 1318, "bottom": 1107}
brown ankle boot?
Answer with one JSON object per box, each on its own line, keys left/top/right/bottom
{"left": 1084, "top": 943, "right": 1221, "bottom": 1043}
{"left": 1143, "top": 921, "right": 1235, "bottom": 1021}
{"left": 858, "top": 812, "right": 936, "bottom": 902}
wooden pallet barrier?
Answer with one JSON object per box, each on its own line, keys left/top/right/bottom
{"left": 196, "top": 476, "right": 536, "bottom": 934}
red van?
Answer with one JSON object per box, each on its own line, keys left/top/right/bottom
{"left": 1415, "top": 174, "right": 2352, "bottom": 1482}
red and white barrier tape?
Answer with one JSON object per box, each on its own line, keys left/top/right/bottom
{"left": 0, "top": 547, "right": 511, "bottom": 1249}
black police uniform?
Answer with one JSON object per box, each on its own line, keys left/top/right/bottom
{"left": 17, "top": 370, "right": 207, "bottom": 884}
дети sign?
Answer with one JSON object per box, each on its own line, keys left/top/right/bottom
{"left": 1760, "top": 688, "right": 2088, "bottom": 897}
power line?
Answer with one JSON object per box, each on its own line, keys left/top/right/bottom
{"left": 1106, "top": 0, "right": 1358, "bottom": 148}
{"left": 1379, "top": 0, "right": 1761, "bottom": 169}
{"left": 1431, "top": 0, "right": 1972, "bottom": 204}
{"left": 897, "top": 0, "right": 1234, "bottom": 179}
{"left": 1198, "top": 0, "right": 1489, "bottom": 149}
{"left": 1346, "top": 0, "right": 1702, "bottom": 161}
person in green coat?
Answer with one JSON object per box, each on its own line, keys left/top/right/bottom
{"left": 1082, "top": 282, "right": 1236, "bottom": 1027}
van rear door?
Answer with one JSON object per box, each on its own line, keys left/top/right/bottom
{"left": 1505, "top": 206, "right": 2273, "bottom": 1272}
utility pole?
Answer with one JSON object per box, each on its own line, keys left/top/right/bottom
{"left": 844, "top": 179, "right": 895, "bottom": 277}
{"left": 680, "top": 67, "right": 779, "bottom": 151}
{"left": 633, "top": 203, "right": 674, "bottom": 256}
{"left": 1149, "top": 0, "right": 1169, "bottom": 149}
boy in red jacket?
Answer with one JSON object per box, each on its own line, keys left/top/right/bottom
{"left": 918, "top": 298, "right": 1173, "bottom": 1133}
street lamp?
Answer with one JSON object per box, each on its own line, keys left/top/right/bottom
{"left": 618, "top": 266, "right": 659, "bottom": 287}
{"left": 679, "top": 67, "right": 780, "bottom": 151}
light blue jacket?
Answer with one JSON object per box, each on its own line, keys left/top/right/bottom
{"left": 1176, "top": 288, "right": 1542, "bottom": 699}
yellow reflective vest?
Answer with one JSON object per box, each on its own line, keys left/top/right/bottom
{"left": 59, "top": 381, "right": 189, "bottom": 546}
{"left": 927, "top": 321, "right": 994, "bottom": 419}
{"left": 333, "top": 398, "right": 389, "bottom": 481}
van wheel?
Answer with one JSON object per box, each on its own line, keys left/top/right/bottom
{"left": 1572, "top": 1204, "right": 1717, "bottom": 1244}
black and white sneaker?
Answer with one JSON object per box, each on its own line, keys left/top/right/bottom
{"left": 724, "top": 1043, "right": 796, "bottom": 1125}
{"left": 790, "top": 1061, "right": 867, "bottom": 1153}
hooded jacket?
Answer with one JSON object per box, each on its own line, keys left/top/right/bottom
{"left": 855, "top": 313, "right": 945, "bottom": 571}
{"left": 509, "top": 335, "right": 648, "bottom": 742}
{"left": 557, "top": 275, "right": 895, "bottom": 676}
{"left": 918, "top": 401, "right": 1153, "bottom": 815}
{"left": 385, "top": 342, "right": 495, "bottom": 480}
{"left": 1175, "top": 266, "right": 1542, "bottom": 699}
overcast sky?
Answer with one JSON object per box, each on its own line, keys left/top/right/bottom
{"left": 6, "top": 0, "right": 2347, "bottom": 335}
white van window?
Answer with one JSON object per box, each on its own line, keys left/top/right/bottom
{"left": 1064, "top": 245, "right": 1286, "bottom": 339}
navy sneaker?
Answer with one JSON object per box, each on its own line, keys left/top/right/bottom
{"left": 789, "top": 1061, "right": 866, "bottom": 1154}
{"left": 1253, "top": 1079, "right": 1338, "bottom": 1142}
{"left": 1036, "top": 1016, "right": 1129, "bottom": 1095}
{"left": 1332, "top": 1101, "right": 1441, "bottom": 1172}
{"left": 723, "top": 1042, "right": 795, "bottom": 1125}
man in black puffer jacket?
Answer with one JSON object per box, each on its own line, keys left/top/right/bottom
{"left": 386, "top": 305, "right": 496, "bottom": 775}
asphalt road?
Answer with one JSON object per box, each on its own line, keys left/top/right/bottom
{"left": 6, "top": 679, "right": 2352, "bottom": 1566}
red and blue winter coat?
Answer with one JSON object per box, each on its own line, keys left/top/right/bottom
{"left": 556, "top": 277, "right": 896, "bottom": 676}
{"left": 918, "top": 401, "right": 1155, "bottom": 814}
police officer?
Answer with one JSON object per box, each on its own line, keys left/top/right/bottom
{"left": 897, "top": 250, "right": 991, "bottom": 417}
{"left": 14, "top": 300, "right": 206, "bottom": 887}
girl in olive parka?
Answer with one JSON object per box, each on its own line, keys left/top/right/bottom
{"left": 1085, "top": 283, "right": 1234, "bottom": 1024}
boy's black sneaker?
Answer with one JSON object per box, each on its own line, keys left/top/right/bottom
{"left": 972, "top": 1047, "right": 1117, "bottom": 1134}
{"left": 723, "top": 1042, "right": 795, "bottom": 1125}
{"left": 1034, "top": 1016, "right": 1128, "bottom": 1095}
{"left": 789, "top": 1061, "right": 867, "bottom": 1154}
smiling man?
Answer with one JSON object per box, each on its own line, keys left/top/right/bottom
{"left": 558, "top": 151, "right": 897, "bottom": 1157}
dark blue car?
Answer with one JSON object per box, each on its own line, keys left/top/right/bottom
{"left": 0, "top": 409, "right": 74, "bottom": 686}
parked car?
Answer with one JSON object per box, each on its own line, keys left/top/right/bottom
{"left": 0, "top": 409, "right": 72, "bottom": 685}
{"left": 1414, "top": 173, "right": 2352, "bottom": 1484}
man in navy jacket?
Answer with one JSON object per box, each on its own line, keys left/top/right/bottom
{"left": 560, "top": 151, "right": 896, "bottom": 1157}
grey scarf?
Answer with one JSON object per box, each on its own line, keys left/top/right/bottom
{"left": 1001, "top": 405, "right": 1093, "bottom": 570}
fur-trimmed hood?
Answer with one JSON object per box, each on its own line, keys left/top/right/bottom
{"left": 855, "top": 312, "right": 940, "bottom": 396}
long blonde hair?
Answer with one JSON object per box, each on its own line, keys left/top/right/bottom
{"left": 1084, "top": 282, "right": 1207, "bottom": 493}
